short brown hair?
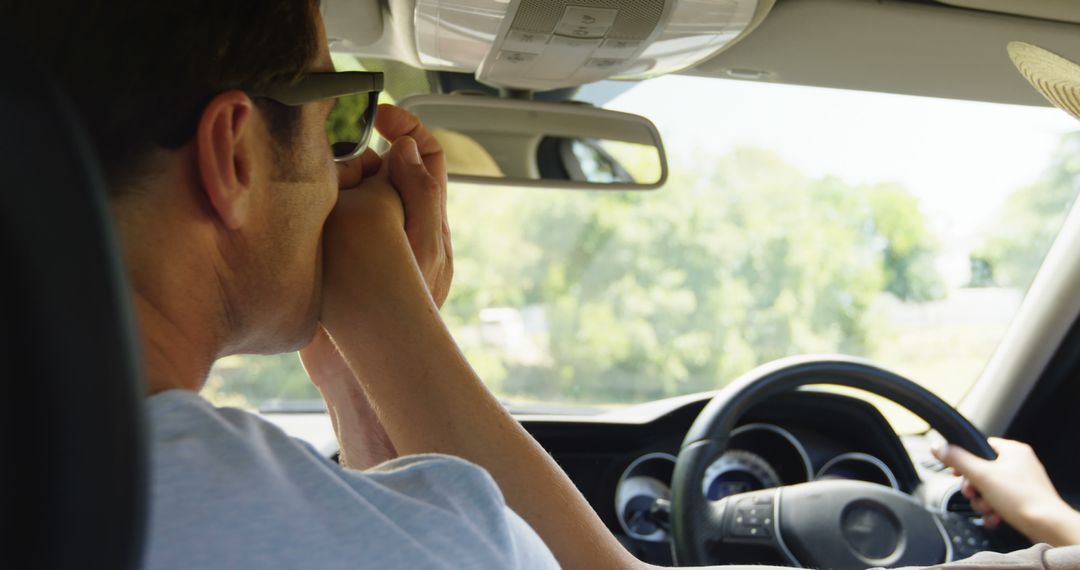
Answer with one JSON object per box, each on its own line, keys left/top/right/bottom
{"left": 2, "top": 0, "right": 320, "bottom": 195}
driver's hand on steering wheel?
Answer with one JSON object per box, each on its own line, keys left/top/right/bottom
{"left": 934, "top": 437, "right": 1080, "bottom": 547}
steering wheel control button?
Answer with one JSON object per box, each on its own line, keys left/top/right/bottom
{"left": 841, "top": 500, "right": 902, "bottom": 560}
{"left": 728, "top": 493, "right": 776, "bottom": 541}
{"left": 754, "top": 494, "right": 773, "bottom": 505}
{"left": 940, "top": 512, "right": 992, "bottom": 559}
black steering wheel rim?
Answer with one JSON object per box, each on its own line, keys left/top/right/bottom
{"left": 670, "top": 355, "right": 995, "bottom": 566}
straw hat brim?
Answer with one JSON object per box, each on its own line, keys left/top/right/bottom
{"left": 1008, "top": 41, "right": 1080, "bottom": 122}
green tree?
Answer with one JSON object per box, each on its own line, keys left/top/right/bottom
{"left": 206, "top": 146, "right": 945, "bottom": 409}
{"left": 865, "top": 184, "right": 944, "bottom": 302}
{"left": 442, "top": 147, "right": 941, "bottom": 405}
{"left": 208, "top": 353, "right": 316, "bottom": 409}
{"left": 974, "top": 131, "right": 1080, "bottom": 289}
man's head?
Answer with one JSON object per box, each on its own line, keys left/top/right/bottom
{"left": 6, "top": 0, "right": 348, "bottom": 362}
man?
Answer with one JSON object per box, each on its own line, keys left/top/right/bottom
{"left": 3, "top": 0, "right": 629, "bottom": 567}
{"left": 7, "top": 2, "right": 1080, "bottom": 569}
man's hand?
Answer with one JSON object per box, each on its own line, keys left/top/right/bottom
{"left": 372, "top": 104, "right": 452, "bottom": 308}
{"left": 326, "top": 104, "right": 451, "bottom": 307}
{"left": 934, "top": 437, "right": 1080, "bottom": 546}
{"left": 297, "top": 143, "right": 415, "bottom": 471}
{"left": 310, "top": 106, "right": 645, "bottom": 569}
{"left": 302, "top": 105, "right": 452, "bottom": 470}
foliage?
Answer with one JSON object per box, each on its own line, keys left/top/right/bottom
{"left": 207, "top": 144, "right": 950, "bottom": 408}
{"left": 973, "top": 132, "right": 1080, "bottom": 289}
{"left": 441, "top": 148, "right": 941, "bottom": 405}
{"left": 209, "top": 353, "right": 313, "bottom": 407}
{"left": 865, "top": 184, "right": 944, "bottom": 302}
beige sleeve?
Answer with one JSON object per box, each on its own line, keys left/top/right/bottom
{"left": 885, "top": 544, "right": 1080, "bottom": 570}
{"left": 1044, "top": 545, "right": 1080, "bottom": 569}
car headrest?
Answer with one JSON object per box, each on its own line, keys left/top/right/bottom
{"left": 0, "top": 45, "right": 147, "bottom": 569}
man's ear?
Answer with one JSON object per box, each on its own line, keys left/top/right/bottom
{"left": 195, "top": 91, "right": 257, "bottom": 230}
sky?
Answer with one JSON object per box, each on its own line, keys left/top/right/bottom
{"left": 598, "top": 75, "right": 1080, "bottom": 285}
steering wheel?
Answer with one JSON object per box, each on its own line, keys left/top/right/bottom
{"left": 670, "top": 356, "right": 997, "bottom": 568}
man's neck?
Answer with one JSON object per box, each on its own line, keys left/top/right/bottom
{"left": 112, "top": 181, "right": 233, "bottom": 396}
{"left": 135, "top": 292, "right": 218, "bottom": 394}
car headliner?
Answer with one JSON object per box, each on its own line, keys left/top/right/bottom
{"left": 333, "top": 0, "right": 1080, "bottom": 108}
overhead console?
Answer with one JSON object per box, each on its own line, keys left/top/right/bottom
{"left": 321, "top": 0, "right": 772, "bottom": 192}
{"left": 418, "top": 0, "right": 769, "bottom": 90}
{"left": 326, "top": 0, "right": 773, "bottom": 92}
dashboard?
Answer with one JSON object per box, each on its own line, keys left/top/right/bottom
{"left": 516, "top": 388, "right": 1001, "bottom": 565}
{"left": 267, "top": 386, "right": 1019, "bottom": 566}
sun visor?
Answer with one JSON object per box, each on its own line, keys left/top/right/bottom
{"left": 414, "top": 0, "right": 773, "bottom": 91}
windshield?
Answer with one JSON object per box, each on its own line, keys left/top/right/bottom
{"left": 206, "top": 76, "right": 1080, "bottom": 431}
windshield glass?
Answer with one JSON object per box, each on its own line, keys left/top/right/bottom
{"left": 206, "top": 76, "right": 1080, "bottom": 431}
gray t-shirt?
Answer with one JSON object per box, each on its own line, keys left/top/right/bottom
{"left": 143, "top": 390, "right": 560, "bottom": 569}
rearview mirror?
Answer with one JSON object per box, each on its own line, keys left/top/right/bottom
{"left": 396, "top": 94, "right": 667, "bottom": 191}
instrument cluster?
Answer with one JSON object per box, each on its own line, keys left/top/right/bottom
{"left": 615, "top": 423, "right": 901, "bottom": 542}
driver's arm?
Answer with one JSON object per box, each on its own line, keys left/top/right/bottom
{"left": 934, "top": 438, "right": 1080, "bottom": 547}
{"left": 314, "top": 104, "right": 648, "bottom": 570}
{"left": 300, "top": 325, "right": 397, "bottom": 470}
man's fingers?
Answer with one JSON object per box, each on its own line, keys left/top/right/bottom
{"left": 360, "top": 147, "right": 383, "bottom": 177}
{"left": 970, "top": 496, "right": 994, "bottom": 515}
{"left": 984, "top": 513, "right": 1002, "bottom": 530}
{"left": 337, "top": 148, "right": 384, "bottom": 190}
{"left": 339, "top": 151, "right": 391, "bottom": 194}
{"left": 388, "top": 136, "right": 443, "bottom": 249}
{"left": 374, "top": 104, "right": 447, "bottom": 184}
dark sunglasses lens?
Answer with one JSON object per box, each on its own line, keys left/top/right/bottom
{"left": 330, "top": 141, "right": 360, "bottom": 158}
{"left": 325, "top": 91, "right": 372, "bottom": 161}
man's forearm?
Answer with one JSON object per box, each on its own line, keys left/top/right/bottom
{"left": 317, "top": 376, "right": 397, "bottom": 470}
{"left": 321, "top": 236, "right": 645, "bottom": 570}
{"left": 300, "top": 332, "right": 397, "bottom": 470}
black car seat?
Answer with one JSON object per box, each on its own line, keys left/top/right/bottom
{"left": 0, "top": 46, "right": 147, "bottom": 569}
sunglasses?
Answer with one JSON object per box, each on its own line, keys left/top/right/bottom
{"left": 249, "top": 71, "right": 384, "bottom": 162}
